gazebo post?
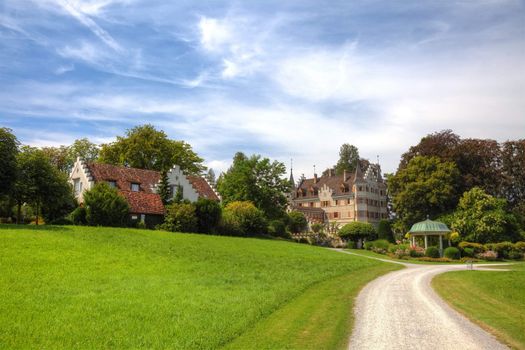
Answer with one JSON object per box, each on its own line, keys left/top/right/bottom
{"left": 412, "top": 235, "right": 415, "bottom": 247}
{"left": 439, "top": 235, "right": 443, "bottom": 256}
{"left": 424, "top": 235, "right": 428, "bottom": 250}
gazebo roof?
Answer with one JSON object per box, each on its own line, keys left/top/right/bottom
{"left": 409, "top": 218, "right": 451, "bottom": 235}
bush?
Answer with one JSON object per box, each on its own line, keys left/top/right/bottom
{"left": 508, "top": 250, "right": 523, "bottom": 260}
{"left": 346, "top": 241, "right": 355, "bottom": 249}
{"left": 515, "top": 241, "right": 525, "bottom": 252}
{"left": 364, "top": 241, "right": 374, "bottom": 250}
{"left": 160, "top": 202, "right": 198, "bottom": 233}
{"left": 287, "top": 211, "right": 308, "bottom": 233}
{"left": 458, "top": 241, "right": 485, "bottom": 254}
{"left": 268, "top": 219, "right": 289, "bottom": 238}
{"left": 463, "top": 247, "right": 475, "bottom": 257}
{"left": 195, "top": 198, "right": 221, "bottom": 234}
{"left": 83, "top": 183, "right": 130, "bottom": 227}
{"left": 311, "top": 222, "right": 324, "bottom": 234}
{"left": 493, "top": 242, "right": 514, "bottom": 259}
{"left": 409, "top": 246, "right": 425, "bottom": 257}
{"left": 444, "top": 247, "right": 460, "bottom": 260}
{"left": 136, "top": 221, "right": 147, "bottom": 229}
{"left": 48, "top": 217, "right": 73, "bottom": 225}
{"left": 476, "top": 250, "right": 498, "bottom": 261}
{"left": 339, "top": 222, "right": 376, "bottom": 243}
{"left": 222, "top": 201, "right": 267, "bottom": 236}
{"left": 373, "top": 239, "right": 390, "bottom": 250}
{"left": 425, "top": 246, "right": 440, "bottom": 258}
{"left": 70, "top": 207, "right": 87, "bottom": 225}
{"left": 377, "top": 220, "right": 394, "bottom": 242}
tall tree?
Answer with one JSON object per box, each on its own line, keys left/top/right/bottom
{"left": 0, "top": 127, "right": 19, "bottom": 196}
{"left": 157, "top": 170, "right": 171, "bottom": 205}
{"left": 68, "top": 138, "right": 99, "bottom": 163}
{"left": 334, "top": 144, "right": 360, "bottom": 175}
{"left": 388, "top": 156, "right": 460, "bottom": 231}
{"left": 501, "top": 140, "right": 525, "bottom": 207}
{"left": 41, "top": 145, "right": 70, "bottom": 173}
{"left": 399, "top": 130, "right": 460, "bottom": 170}
{"left": 218, "top": 152, "right": 290, "bottom": 219}
{"left": 99, "top": 124, "right": 204, "bottom": 173}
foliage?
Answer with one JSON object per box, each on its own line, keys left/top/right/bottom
{"left": 311, "top": 222, "right": 324, "bottom": 234}
{"left": 388, "top": 156, "right": 460, "bottom": 228}
{"left": 218, "top": 152, "right": 290, "bottom": 219}
{"left": 500, "top": 140, "right": 525, "bottom": 208}
{"left": 425, "top": 246, "right": 440, "bottom": 258}
{"left": 268, "top": 219, "right": 288, "bottom": 238}
{"left": 99, "top": 124, "right": 204, "bottom": 173}
{"left": 0, "top": 128, "right": 19, "bottom": 197}
{"left": 287, "top": 211, "right": 308, "bottom": 233}
{"left": 157, "top": 170, "right": 171, "bottom": 205}
{"left": 205, "top": 168, "right": 216, "bottom": 186}
{"left": 377, "top": 220, "right": 394, "bottom": 242}
{"left": 41, "top": 145, "right": 70, "bottom": 173}
{"left": 70, "top": 207, "right": 87, "bottom": 225}
{"left": 221, "top": 201, "right": 267, "bottom": 236}
{"left": 476, "top": 250, "right": 498, "bottom": 261}
{"left": 40, "top": 171, "right": 77, "bottom": 223}
{"left": 442, "top": 247, "right": 460, "bottom": 259}
{"left": 409, "top": 246, "right": 425, "bottom": 257}
{"left": 195, "top": 198, "right": 221, "bottom": 234}
{"left": 451, "top": 187, "right": 521, "bottom": 243}
{"left": 41, "top": 138, "right": 99, "bottom": 173}
{"left": 338, "top": 222, "right": 376, "bottom": 242}
{"left": 83, "top": 183, "right": 130, "bottom": 227}
{"left": 160, "top": 202, "right": 198, "bottom": 233}
{"left": 334, "top": 144, "right": 360, "bottom": 175}
{"left": 492, "top": 242, "right": 515, "bottom": 259}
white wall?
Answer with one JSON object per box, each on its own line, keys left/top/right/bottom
{"left": 69, "top": 158, "right": 94, "bottom": 203}
{"left": 164, "top": 165, "right": 200, "bottom": 202}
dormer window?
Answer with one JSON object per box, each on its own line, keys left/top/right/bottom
{"left": 107, "top": 181, "right": 117, "bottom": 188}
{"left": 131, "top": 183, "right": 140, "bottom": 192}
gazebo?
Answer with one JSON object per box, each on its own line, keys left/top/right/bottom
{"left": 408, "top": 218, "right": 451, "bottom": 255}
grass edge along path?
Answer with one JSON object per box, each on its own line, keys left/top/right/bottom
{"left": 432, "top": 263, "right": 525, "bottom": 350}
{"left": 223, "top": 261, "right": 401, "bottom": 350}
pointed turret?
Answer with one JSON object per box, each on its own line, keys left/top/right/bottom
{"left": 354, "top": 161, "right": 365, "bottom": 183}
{"left": 289, "top": 159, "right": 295, "bottom": 189}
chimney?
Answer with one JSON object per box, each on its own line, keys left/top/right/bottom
{"left": 314, "top": 173, "right": 318, "bottom": 183}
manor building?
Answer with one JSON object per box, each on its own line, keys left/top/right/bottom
{"left": 290, "top": 163, "right": 388, "bottom": 226}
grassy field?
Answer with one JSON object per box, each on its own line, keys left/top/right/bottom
{"left": 432, "top": 262, "right": 525, "bottom": 350}
{"left": 0, "top": 225, "right": 399, "bottom": 349}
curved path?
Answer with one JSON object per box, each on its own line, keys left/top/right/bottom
{"left": 337, "top": 251, "right": 509, "bottom": 350}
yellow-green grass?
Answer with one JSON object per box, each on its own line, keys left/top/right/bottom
{"left": 0, "top": 225, "right": 397, "bottom": 349}
{"left": 432, "top": 262, "right": 525, "bottom": 350}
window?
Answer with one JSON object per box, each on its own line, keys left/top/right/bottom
{"left": 107, "top": 181, "right": 117, "bottom": 188}
{"left": 73, "top": 179, "right": 82, "bottom": 195}
{"left": 333, "top": 212, "right": 339, "bottom": 218}
{"left": 131, "top": 183, "right": 140, "bottom": 192}
{"left": 310, "top": 202, "right": 314, "bottom": 207}
{"left": 321, "top": 200, "right": 330, "bottom": 207}
{"left": 335, "top": 199, "right": 339, "bottom": 205}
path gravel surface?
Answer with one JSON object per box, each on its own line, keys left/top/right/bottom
{"left": 338, "top": 251, "right": 509, "bottom": 350}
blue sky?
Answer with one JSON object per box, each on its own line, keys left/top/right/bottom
{"left": 1, "top": 0, "right": 524, "bottom": 176}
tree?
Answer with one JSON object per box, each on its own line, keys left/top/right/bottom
{"left": 221, "top": 201, "right": 267, "bottom": 236}
{"left": 218, "top": 152, "right": 290, "bottom": 219}
{"left": 338, "top": 222, "right": 376, "bottom": 246}
{"left": 41, "top": 146, "right": 70, "bottom": 173}
{"left": 195, "top": 198, "right": 221, "bottom": 233}
{"left": 68, "top": 138, "right": 99, "bottom": 162}
{"left": 0, "top": 128, "right": 19, "bottom": 196}
{"left": 501, "top": 140, "right": 525, "bottom": 207}
{"left": 40, "top": 170, "right": 77, "bottom": 223}
{"left": 83, "top": 182, "right": 130, "bottom": 227}
{"left": 451, "top": 187, "right": 521, "bottom": 243}
{"left": 160, "top": 202, "right": 198, "bottom": 233}
{"left": 205, "top": 168, "right": 216, "bottom": 186}
{"left": 388, "top": 156, "right": 460, "bottom": 230}
{"left": 157, "top": 171, "right": 171, "bottom": 205}
{"left": 99, "top": 124, "right": 204, "bottom": 173}
{"left": 334, "top": 144, "right": 360, "bottom": 175}
{"left": 399, "top": 130, "right": 460, "bottom": 170}
{"left": 377, "top": 220, "right": 394, "bottom": 242}
{"left": 287, "top": 211, "right": 308, "bottom": 233}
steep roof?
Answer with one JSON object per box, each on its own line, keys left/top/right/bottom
{"left": 296, "top": 173, "right": 355, "bottom": 199}
{"left": 188, "top": 176, "right": 220, "bottom": 201}
{"left": 120, "top": 191, "right": 165, "bottom": 215}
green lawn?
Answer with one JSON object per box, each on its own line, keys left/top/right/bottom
{"left": 0, "top": 225, "right": 398, "bottom": 349}
{"left": 432, "top": 262, "right": 525, "bottom": 350}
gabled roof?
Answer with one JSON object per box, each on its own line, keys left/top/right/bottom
{"left": 120, "top": 191, "right": 165, "bottom": 215}
{"left": 188, "top": 176, "right": 220, "bottom": 201}
{"left": 86, "top": 162, "right": 160, "bottom": 193}
{"left": 296, "top": 173, "right": 355, "bottom": 199}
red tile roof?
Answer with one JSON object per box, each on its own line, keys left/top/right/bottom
{"left": 297, "top": 173, "right": 356, "bottom": 199}
{"left": 188, "top": 176, "right": 220, "bottom": 201}
{"left": 120, "top": 191, "right": 165, "bottom": 215}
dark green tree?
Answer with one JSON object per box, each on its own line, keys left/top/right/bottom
{"left": 218, "top": 152, "right": 290, "bottom": 219}
{"left": 334, "top": 144, "right": 360, "bottom": 175}
{"left": 41, "top": 146, "right": 70, "bottom": 173}
{"left": 377, "top": 220, "right": 394, "bottom": 242}
{"left": 83, "top": 182, "right": 130, "bottom": 227}
{"left": 338, "top": 222, "right": 376, "bottom": 246}
{"left": 388, "top": 156, "right": 460, "bottom": 230}
{"left": 157, "top": 171, "right": 171, "bottom": 205}
{"left": 195, "top": 198, "right": 221, "bottom": 233}
{"left": 287, "top": 211, "right": 308, "bottom": 233}
{"left": 501, "top": 140, "right": 525, "bottom": 207}
{"left": 99, "top": 124, "right": 204, "bottom": 173}
{"left": 0, "top": 128, "right": 19, "bottom": 197}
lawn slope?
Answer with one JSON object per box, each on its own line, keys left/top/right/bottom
{"left": 432, "top": 263, "right": 525, "bottom": 350}
{"left": 0, "top": 225, "right": 397, "bottom": 349}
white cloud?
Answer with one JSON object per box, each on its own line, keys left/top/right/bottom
{"left": 198, "top": 17, "right": 232, "bottom": 52}
{"left": 54, "top": 64, "right": 75, "bottom": 75}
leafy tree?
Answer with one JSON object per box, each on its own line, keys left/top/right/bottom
{"left": 221, "top": 201, "right": 267, "bottom": 236}
{"left": 388, "top": 156, "right": 460, "bottom": 229}
{"left": 0, "top": 127, "right": 19, "bottom": 196}
{"left": 338, "top": 222, "right": 376, "bottom": 246}
{"left": 40, "top": 171, "right": 77, "bottom": 223}
{"left": 287, "top": 211, "right": 308, "bottom": 233}
{"left": 157, "top": 171, "right": 171, "bottom": 205}
{"left": 195, "top": 198, "right": 221, "bottom": 233}
{"left": 218, "top": 152, "right": 290, "bottom": 219}
{"left": 399, "top": 130, "right": 460, "bottom": 170}
{"left": 451, "top": 187, "right": 521, "bottom": 243}
{"left": 334, "top": 144, "right": 360, "bottom": 175}
{"left": 501, "top": 140, "right": 525, "bottom": 207}
{"left": 160, "top": 202, "right": 198, "bottom": 233}
{"left": 377, "top": 220, "right": 394, "bottom": 242}
{"left": 83, "top": 182, "right": 130, "bottom": 227}
{"left": 99, "top": 124, "right": 204, "bottom": 173}
{"left": 41, "top": 138, "right": 99, "bottom": 174}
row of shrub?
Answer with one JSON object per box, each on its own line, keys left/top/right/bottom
{"left": 363, "top": 239, "right": 525, "bottom": 261}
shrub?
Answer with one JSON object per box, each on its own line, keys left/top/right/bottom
{"left": 425, "top": 246, "right": 440, "bottom": 258}
{"left": 311, "top": 222, "right": 324, "bottom": 234}
{"left": 346, "top": 241, "right": 355, "bottom": 249}
{"left": 409, "top": 246, "right": 425, "bottom": 257}
{"left": 268, "top": 219, "right": 289, "bottom": 238}
{"left": 83, "top": 183, "right": 130, "bottom": 227}
{"left": 493, "top": 242, "right": 514, "bottom": 259}
{"left": 339, "top": 222, "right": 376, "bottom": 243}
{"left": 388, "top": 244, "right": 398, "bottom": 254}
{"left": 415, "top": 257, "right": 451, "bottom": 262}
{"left": 458, "top": 241, "right": 485, "bottom": 253}
{"left": 463, "top": 247, "right": 475, "bottom": 257}
{"left": 222, "top": 201, "right": 267, "bottom": 236}
{"left": 287, "top": 211, "right": 308, "bottom": 233}
{"left": 160, "top": 202, "right": 198, "bottom": 233}
{"left": 364, "top": 241, "right": 374, "bottom": 250}
{"left": 69, "top": 207, "right": 87, "bottom": 225}
{"left": 444, "top": 247, "right": 460, "bottom": 260}
{"left": 476, "top": 250, "right": 498, "bottom": 261}
{"left": 373, "top": 239, "right": 390, "bottom": 250}
{"left": 48, "top": 217, "right": 73, "bottom": 225}
{"left": 508, "top": 250, "right": 524, "bottom": 260}
{"left": 195, "top": 198, "right": 221, "bottom": 234}
{"left": 377, "top": 220, "right": 394, "bottom": 242}
{"left": 515, "top": 241, "right": 525, "bottom": 252}
{"left": 136, "top": 221, "right": 147, "bottom": 229}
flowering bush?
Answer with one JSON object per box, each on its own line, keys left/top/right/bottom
{"left": 409, "top": 246, "right": 425, "bottom": 257}
{"left": 476, "top": 250, "right": 498, "bottom": 261}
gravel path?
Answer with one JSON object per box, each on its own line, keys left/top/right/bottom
{"left": 338, "top": 251, "right": 510, "bottom": 350}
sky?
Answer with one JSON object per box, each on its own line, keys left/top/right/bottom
{"left": 1, "top": 0, "right": 524, "bottom": 178}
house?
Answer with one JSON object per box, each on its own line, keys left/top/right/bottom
{"left": 290, "top": 163, "right": 388, "bottom": 227}
{"left": 69, "top": 158, "right": 220, "bottom": 227}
